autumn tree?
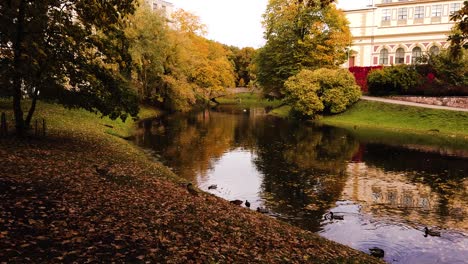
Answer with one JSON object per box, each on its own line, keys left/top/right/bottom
{"left": 256, "top": 0, "right": 351, "bottom": 95}
{"left": 125, "top": 7, "right": 235, "bottom": 111}
{"left": 0, "top": 0, "right": 139, "bottom": 136}
{"left": 169, "top": 10, "right": 235, "bottom": 105}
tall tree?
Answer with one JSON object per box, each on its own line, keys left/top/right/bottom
{"left": 0, "top": 0, "right": 139, "bottom": 136}
{"left": 125, "top": 1, "right": 169, "bottom": 103}
{"left": 256, "top": 0, "right": 350, "bottom": 95}
{"left": 449, "top": 1, "right": 468, "bottom": 57}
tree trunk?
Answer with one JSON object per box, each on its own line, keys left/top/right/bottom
{"left": 25, "top": 88, "right": 39, "bottom": 129}
{"left": 12, "top": 0, "right": 27, "bottom": 136}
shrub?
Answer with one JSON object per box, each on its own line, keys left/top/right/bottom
{"left": 415, "top": 50, "right": 468, "bottom": 95}
{"left": 284, "top": 68, "right": 361, "bottom": 118}
{"left": 367, "top": 65, "right": 422, "bottom": 96}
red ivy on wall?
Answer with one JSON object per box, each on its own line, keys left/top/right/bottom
{"left": 348, "top": 66, "right": 383, "bottom": 93}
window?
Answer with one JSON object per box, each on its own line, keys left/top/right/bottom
{"left": 379, "top": 49, "right": 389, "bottom": 65}
{"left": 414, "top": 6, "right": 424, "bottom": 19}
{"left": 396, "top": 48, "right": 405, "bottom": 64}
{"left": 412, "top": 47, "right": 422, "bottom": 63}
{"left": 398, "top": 8, "right": 407, "bottom": 20}
{"left": 382, "top": 9, "right": 391, "bottom": 21}
{"left": 450, "top": 3, "right": 461, "bottom": 15}
{"left": 432, "top": 5, "right": 442, "bottom": 17}
{"left": 429, "top": 46, "right": 440, "bottom": 55}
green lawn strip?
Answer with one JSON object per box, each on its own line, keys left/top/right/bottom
{"left": 217, "top": 92, "right": 283, "bottom": 108}
{"left": 0, "top": 98, "right": 381, "bottom": 263}
{"left": 320, "top": 100, "right": 468, "bottom": 139}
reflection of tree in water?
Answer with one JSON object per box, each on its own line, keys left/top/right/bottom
{"left": 252, "top": 123, "right": 360, "bottom": 231}
{"left": 136, "top": 108, "right": 365, "bottom": 231}
{"left": 135, "top": 110, "right": 240, "bottom": 180}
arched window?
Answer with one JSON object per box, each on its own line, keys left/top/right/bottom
{"left": 379, "top": 48, "right": 389, "bottom": 65}
{"left": 429, "top": 46, "right": 440, "bottom": 55}
{"left": 395, "top": 48, "right": 405, "bottom": 64}
{"left": 412, "top": 47, "right": 422, "bottom": 63}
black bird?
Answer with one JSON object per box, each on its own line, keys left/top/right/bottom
{"left": 186, "top": 183, "right": 198, "bottom": 196}
{"left": 424, "top": 227, "right": 441, "bottom": 237}
{"left": 369, "top": 247, "right": 385, "bottom": 258}
{"left": 93, "top": 164, "right": 109, "bottom": 176}
{"left": 327, "top": 212, "right": 344, "bottom": 220}
{"left": 245, "top": 200, "right": 251, "bottom": 208}
{"left": 230, "top": 200, "right": 243, "bottom": 206}
{"left": 208, "top": 184, "right": 217, "bottom": 190}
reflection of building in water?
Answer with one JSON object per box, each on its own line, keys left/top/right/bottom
{"left": 343, "top": 162, "right": 467, "bottom": 231}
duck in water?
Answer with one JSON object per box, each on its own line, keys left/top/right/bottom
{"left": 325, "top": 211, "right": 344, "bottom": 220}
{"left": 424, "top": 227, "right": 441, "bottom": 237}
{"left": 369, "top": 247, "right": 384, "bottom": 258}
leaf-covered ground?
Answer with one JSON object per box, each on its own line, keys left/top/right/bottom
{"left": 0, "top": 102, "right": 383, "bottom": 263}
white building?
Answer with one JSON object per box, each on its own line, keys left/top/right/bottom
{"left": 344, "top": 0, "right": 463, "bottom": 67}
{"left": 145, "top": 0, "right": 174, "bottom": 18}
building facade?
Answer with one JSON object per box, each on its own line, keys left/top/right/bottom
{"left": 344, "top": 0, "right": 463, "bottom": 67}
{"left": 145, "top": 0, "right": 174, "bottom": 18}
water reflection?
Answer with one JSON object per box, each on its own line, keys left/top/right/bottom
{"left": 134, "top": 106, "right": 468, "bottom": 263}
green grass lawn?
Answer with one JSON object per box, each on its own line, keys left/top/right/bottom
{"left": 217, "top": 92, "right": 283, "bottom": 108}
{"left": 0, "top": 99, "right": 159, "bottom": 139}
{"left": 321, "top": 100, "right": 468, "bottom": 138}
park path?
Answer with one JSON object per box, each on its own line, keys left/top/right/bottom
{"left": 361, "top": 96, "right": 468, "bottom": 112}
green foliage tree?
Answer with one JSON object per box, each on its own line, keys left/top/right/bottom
{"left": 225, "top": 46, "right": 257, "bottom": 87}
{"left": 256, "top": 0, "right": 351, "bottom": 95}
{"left": 125, "top": 2, "right": 169, "bottom": 103}
{"left": 448, "top": 1, "right": 468, "bottom": 57}
{"left": 0, "top": 0, "right": 139, "bottom": 136}
{"left": 284, "top": 68, "right": 361, "bottom": 118}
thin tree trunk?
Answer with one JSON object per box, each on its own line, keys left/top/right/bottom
{"left": 12, "top": 0, "right": 27, "bottom": 136}
{"left": 25, "top": 88, "right": 40, "bottom": 128}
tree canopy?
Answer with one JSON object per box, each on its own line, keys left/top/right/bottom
{"left": 125, "top": 6, "right": 235, "bottom": 112}
{"left": 255, "top": 0, "right": 351, "bottom": 95}
{"left": 449, "top": 0, "right": 468, "bottom": 57}
{"left": 0, "top": 0, "right": 139, "bottom": 135}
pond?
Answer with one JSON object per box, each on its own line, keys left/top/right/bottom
{"left": 134, "top": 105, "right": 468, "bottom": 264}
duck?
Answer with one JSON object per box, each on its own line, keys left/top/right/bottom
{"left": 230, "top": 199, "right": 243, "bottom": 206}
{"left": 93, "top": 164, "right": 110, "bottom": 177}
{"left": 326, "top": 211, "right": 344, "bottom": 220}
{"left": 256, "top": 207, "right": 269, "bottom": 214}
{"left": 369, "top": 247, "right": 385, "bottom": 258}
{"left": 424, "top": 227, "right": 441, "bottom": 237}
{"left": 186, "top": 183, "right": 198, "bottom": 196}
{"left": 245, "top": 200, "right": 251, "bottom": 208}
{"left": 208, "top": 184, "right": 217, "bottom": 190}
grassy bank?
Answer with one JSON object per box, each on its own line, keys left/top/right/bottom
{"left": 217, "top": 92, "right": 283, "bottom": 108}
{"left": 320, "top": 100, "right": 468, "bottom": 138}
{"left": 0, "top": 99, "right": 380, "bottom": 263}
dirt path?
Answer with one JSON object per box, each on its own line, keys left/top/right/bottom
{"left": 361, "top": 96, "right": 468, "bottom": 112}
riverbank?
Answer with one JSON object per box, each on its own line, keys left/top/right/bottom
{"left": 320, "top": 100, "right": 468, "bottom": 139}
{"left": 0, "top": 99, "right": 381, "bottom": 263}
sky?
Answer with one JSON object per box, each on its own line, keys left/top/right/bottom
{"left": 169, "top": 0, "right": 371, "bottom": 48}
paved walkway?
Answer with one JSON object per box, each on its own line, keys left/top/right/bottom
{"left": 361, "top": 96, "right": 468, "bottom": 112}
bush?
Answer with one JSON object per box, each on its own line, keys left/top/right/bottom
{"left": 284, "top": 68, "right": 361, "bottom": 118}
{"left": 367, "top": 65, "right": 422, "bottom": 96}
{"left": 415, "top": 50, "right": 468, "bottom": 95}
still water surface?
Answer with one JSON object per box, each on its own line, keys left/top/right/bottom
{"left": 135, "top": 106, "right": 468, "bottom": 263}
